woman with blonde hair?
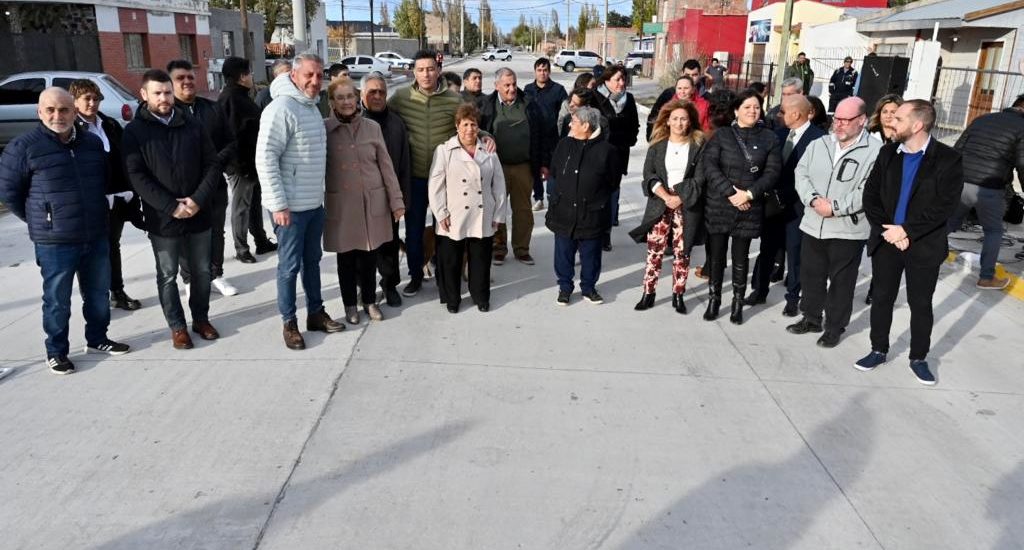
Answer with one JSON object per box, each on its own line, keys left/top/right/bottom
{"left": 324, "top": 77, "right": 405, "bottom": 324}
{"left": 868, "top": 93, "right": 904, "bottom": 144}
{"left": 629, "top": 100, "right": 706, "bottom": 313}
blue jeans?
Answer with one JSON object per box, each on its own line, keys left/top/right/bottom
{"left": 947, "top": 183, "right": 1005, "bottom": 279}
{"left": 151, "top": 230, "right": 212, "bottom": 330}
{"left": 554, "top": 235, "right": 603, "bottom": 294}
{"left": 275, "top": 207, "right": 325, "bottom": 323}
{"left": 34, "top": 238, "right": 111, "bottom": 357}
{"left": 405, "top": 178, "right": 430, "bottom": 281}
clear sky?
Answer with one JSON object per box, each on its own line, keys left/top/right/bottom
{"left": 322, "top": 0, "right": 638, "bottom": 36}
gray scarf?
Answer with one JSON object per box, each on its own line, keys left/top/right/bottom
{"left": 602, "top": 85, "right": 627, "bottom": 114}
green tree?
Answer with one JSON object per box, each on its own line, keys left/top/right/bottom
{"left": 607, "top": 10, "right": 631, "bottom": 28}
{"left": 393, "top": 0, "right": 425, "bottom": 40}
{"left": 511, "top": 14, "right": 532, "bottom": 47}
{"left": 631, "top": 0, "right": 655, "bottom": 35}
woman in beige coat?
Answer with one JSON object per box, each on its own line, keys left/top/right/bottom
{"left": 428, "top": 103, "right": 507, "bottom": 313}
{"left": 324, "top": 78, "right": 405, "bottom": 323}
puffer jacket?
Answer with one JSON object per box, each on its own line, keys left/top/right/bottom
{"left": 388, "top": 82, "right": 463, "bottom": 179}
{"left": 122, "top": 105, "right": 220, "bottom": 237}
{"left": 0, "top": 125, "right": 109, "bottom": 244}
{"left": 702, "top": 123, "right": 781, "bottom": 238}
{"left": 255, "top": 73, "right": 327, "bottom": 213}
{"left": 546, "top": 128, "right": 622, "bottom": 240}
{"left": 954, "top": 108, "right": 1024, "bottom": 190}
{"left": 795, "top": 131, "right": 881, "bottom": 240}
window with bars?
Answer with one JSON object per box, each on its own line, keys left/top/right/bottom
{"left": 124, "top": 33, "right": 148, "bottom": 70}
{"left": 179, "top": 35, "right": 196, "bottom": 63}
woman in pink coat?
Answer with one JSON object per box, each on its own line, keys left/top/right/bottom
{"left": 324, "top": 78, "right": 405, "bottom": 323}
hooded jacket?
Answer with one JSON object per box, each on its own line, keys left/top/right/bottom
{"left": 795, "top": 130, "right": 881, "bottom": 240}
{"left": 122, "top": 104, "right": 220, "bottom": 237}
{"left": 255, "top": 73, "right": 327, "bottom": 213}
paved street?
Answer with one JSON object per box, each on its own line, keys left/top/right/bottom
{"left": 2, "top": 54, "right": 1024, "bottom": 549}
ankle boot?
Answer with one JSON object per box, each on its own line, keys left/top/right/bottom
{"left": 730, "top": 297, "right": 744, "bottom": 324}
{"left": 703, "top": 279, "right": 722, "bottom": 321}
{"left": 634, "top": 293, "right": 656, "bottom": 311}
{"left": 673, "top": 292, "right": 687, "bottom": 314}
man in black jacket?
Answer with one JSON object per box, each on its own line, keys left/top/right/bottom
{"left": 859, "top": 99, "right": 963, "bottom": 385}
{"left": 168, "top": 59, "right": 238, "bottom": 297}
{"left": 948, "top": 94, "right": 1024, "bottom": 290}
{"left": 217, "top": 57, "right": 277, "bottom": 265}
{"left": 70, "top": 78, "right": 145, "bottom": 312}
{"left": 524, "top": 58, "right": 568, "bottom": 210}
{"left": 828, "top": 57, "right": 857, "bottom": 112}
{"left": 479, "top": 67, "right": 555, "bottom": 266}
{"left": 0, "top": 87, "right": 130, "bottom": 374}
{"left": 747, "top": 94, "right": 826, "bottom": 315}
{"left": 361, "top": 72, "right": 412, "bottom": 307}
{"left": 546, "top": 106, "right": 620, "bottom": 305}
{"left": 123, "top": 69, "right": 223, "bottom": 351}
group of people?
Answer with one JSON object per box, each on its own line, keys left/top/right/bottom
{"left": 1, "top": 51, "right": 1019, "bottom": 388}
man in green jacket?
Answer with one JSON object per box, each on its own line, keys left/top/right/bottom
{"left": 389, "top": 50, "right": 494, "bottom": 297}
{"left": 785, "top": 52, "right": 815, "bottom": 95}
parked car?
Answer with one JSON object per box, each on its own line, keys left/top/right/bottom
{"left": 340, "top": 55, "right": 392, "bottom": 78}
{"left": 0, "top": 71, "right": 137, "bottom": 150}
{"left": 376, "top": 51, "right": 413, "bottom": 70}
{"left": 625, "top": 51, "right": 653, "bottom": 75}
{"left": 554, "top": 49, "right": 603, "bottom": 72}
{"left": 481, "top": 48, "right": 512, "bottom": 61}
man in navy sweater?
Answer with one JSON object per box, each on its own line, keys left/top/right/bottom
{"left": 0, "top": 88, "right": 130, "bottom": 374}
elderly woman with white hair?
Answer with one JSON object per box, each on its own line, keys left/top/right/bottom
{"left": 545, "top": 106, "right": 622, "bottom": 306}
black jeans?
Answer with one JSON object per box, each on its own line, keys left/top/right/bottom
{"left": 151, "top": 230, "right": 212, "bottom": 330}
{"left": 181, "top": 189, "right": 228, "bottom": 282}
{"left": 108, "top": 203, "right": 130, "bottom": 292}
{"left": 337, "top": 249, "right": 378, "bottom": 307}
{"left": 706, "top": 233, "right": 752, "bottom": 300}
{"left": 249, "top": 180, "right": 271, "bottom": 244}
{"left": 376, "top": 219, "right": 401, "bottom": 291}
{"left": 437, "top": 235, "right": 493, "bottom": 307}
{"left": 228, "top": 173, "right": 259, "bottom": 255}
{"left": 751, "top": 214, "right": 804, "bottom": 304}
{"left": 799, "top": 235, "right": 864, "bottom": 332}
{"left": 869, "top": 243, "right": 940, "bottom": 360}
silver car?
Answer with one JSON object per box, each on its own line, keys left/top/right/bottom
{"left": 0, "top": 71, "right": 138, "bottom": 149}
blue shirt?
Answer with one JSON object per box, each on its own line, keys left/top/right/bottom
{"left": 894, "top": 146, "right": 926, "bottom": 225}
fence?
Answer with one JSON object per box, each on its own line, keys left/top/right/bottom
{"left": 932, "top": 66, "right": 1024, "bottom": 142}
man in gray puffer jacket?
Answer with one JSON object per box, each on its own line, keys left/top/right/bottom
{"left": 787, "top": 97, "right": 881, "bottom": 348}
{"left": 256, "top": 52, "right": 345, "bottom": 350}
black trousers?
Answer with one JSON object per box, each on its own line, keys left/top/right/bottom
{"left": 799, "top": 235, "right": 865, "bottom": 332}
{"left": 337, "top": 249, "right": 379, "bottom": 307}
{"left": 437, "top": 235, "right": 493, "bottom": 307}
{"left": 181, "top": 189, "right": 228, "bottom": 282}
{"left": 376, "top": 219, "right": 401, "bottom": 291}
{"left": 706, "top": 233, "right": 751, "bottom": 299}
{"left": 751, "top": 215, "right": 803, "bottom": 304}
{"left": 108, "top": 204, "right": 129, "bottom": 292}
{"left": 249, "top": 180, "right": 271, "bottom": 244}
{"left": 869, "top": 243, "right": 940, "bottom": 360}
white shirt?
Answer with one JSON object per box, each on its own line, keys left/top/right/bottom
{"left": 897, "top": 136, "right": 931, "bottom": 155}
{"left": 831, "top": 129, "right": 867, "bottom": 166}
{"left": 654, "top": 140, "right": 691, "bottom": 193}
{"left": 78, "top": 115, "right": 110, "bottom": 152}
{"left": 788, "top": 119, "right": 812, "bottom": 145}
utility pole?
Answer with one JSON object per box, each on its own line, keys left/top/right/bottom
{"left": 772, "top": 0, "right": 795, "bottom": 103}
{"left": 566, "top": 0, "right": 570, "bottom": 48}
{"left": 341, "top": 0, "right": 347, "bottom": 56}
{"left": 460, "top": 0, "right": 464, "bottom": 54}
{"left": 603, "top": 0, "right": 608, "bottom": 59}
{"left": 292, "top": 0, "right": 307, "bottom": 53}
{"left": 239, "top": 0, "right": 252, "bottom": 62}
{"left": 369, "top": 0, "right": 376, "bottom": 55}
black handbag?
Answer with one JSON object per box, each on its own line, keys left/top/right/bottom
{"left": 1006, "top": 192, "right": 1024, "bottom": 225}
{"left": 731, "top": 128, "right": 783, "bottom": 217}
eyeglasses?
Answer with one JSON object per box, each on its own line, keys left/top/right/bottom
{"left": 832, "top": 114, "right": 864, "bottom": 125}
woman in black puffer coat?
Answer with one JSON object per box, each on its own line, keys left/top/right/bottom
{"left": 701, "top": 89, "right": 781, "bottom": 324}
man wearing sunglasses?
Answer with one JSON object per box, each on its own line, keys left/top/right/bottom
{"left": 788, "top": 97, "right": 880, "bottom": 350}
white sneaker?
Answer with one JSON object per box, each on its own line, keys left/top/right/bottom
{"left": 532, "top": 199, "right": 545, "bottom": 211}
{"left": 212, "top": 277, "right": 239, "bottom": 296}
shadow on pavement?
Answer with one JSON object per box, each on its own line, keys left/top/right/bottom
{"left": 987, "top": 460, "right": 1024, "bottom": 550}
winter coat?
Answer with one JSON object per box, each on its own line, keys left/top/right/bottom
{"left": 122, "top": 105, "right": 220, "bottom": 237}
{"left": 255, "top": 86, "right": 273, "bottom": 111}
{"left": 546, "top": 128, "right": 622, "bottom": 240}
{"left": 785, "top": 62, "right": 815, "bottom": 95}
{"left": 388, "top": 81, "right": 463, "bottom": 179}
{"left": 524, "top": 80, "right": 568, "bottom": 128}
{"left": 323, "top": 114, "right": 405, "bottom": 254}
{"left": 953, "top": 108, "right": 1024, "bottom": 190}
{"left": 177, "top": 96, "right": 231, "bottom": 206}
{"left": 774, "top": 123, "right": 828, "bottom": 221}
{"left": 864, "top": 140, "right": 964, "bottom": 268}
{"left": 428, "top": 135, "right": 508, "bottom": 240}
{"left": 701, "top": 123, "right": 782, "bottom": 238}
{"left": 629, "top": 137, "right": 705, "bottom": 255}
{"left": 828, "top": 67, "right": 858, "bottom": 101}
{"left": 596, "top": 90, "right": 640, "bottom": 174}
{"left": 217, "top": 83, "right": 262, "bottom": 180}
{"left": 363, "top": 106, "right": 412, "bottom": 207}
{"left": 0, "top": 125, "right": 109, "bottom": 244}
{"left": 796, "top": 131, "right": 881, "bottom": 241}
{"left": 478, "top": 88, "right": 554, "bottom": 177}
{"left": 75, "top": 112, "right": 145, "bottom": 229}
{"left": 255, "top": 73, "right": 327, "bottom": 213}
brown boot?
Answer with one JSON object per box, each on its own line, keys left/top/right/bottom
{"left": 172, "top": 328, "right": 194, "bottom": 350}
{"left": 307, "top": 309, "right": 345, "bottom": 333}
{"left": 283, "top": 320, "right": 306, "bottom": 350}
{"left": 191, "top": 320, "right": 220, "bottom": 340}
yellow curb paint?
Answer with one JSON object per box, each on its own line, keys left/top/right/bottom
{"left": 946, "top": 251, "right": 1024, "bottom": 301}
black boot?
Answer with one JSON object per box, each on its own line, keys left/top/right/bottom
{"left": 703, "top": 280, "right": 722, "bottom": 321}
{"left": 730, "top": 297, "right": 744, "bottom": 324}
{"left": 634, "top": 293, "right": 656, "bottom": 311}
{"left": 110, "top": 289, "right": 142, "bottom": 311}
{"left": 731, "top": 254, "right": 749, "bottom": 325}
{"left": 673, "top": 292, "right": 687, "bottom": 314}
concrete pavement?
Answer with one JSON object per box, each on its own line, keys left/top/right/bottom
{"left": 2, "top": 53, "right": 1024, "bottom": 549}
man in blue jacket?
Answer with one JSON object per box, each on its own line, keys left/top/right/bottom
{"left": 0, "top": 87, "right": 130, "bottom": 374}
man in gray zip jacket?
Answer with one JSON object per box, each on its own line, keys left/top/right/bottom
{"left": 786, "top": 97, "right": 881, "bottom": 348}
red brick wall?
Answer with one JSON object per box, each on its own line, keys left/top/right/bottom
{"left": 118, "top": 8, "right": 148, "bottom": 34}
{"left": 98, "top": 9, "right": 210, "bottom": 93}
{"left": 175, "top": 13, "right": 197, "bottom": 34}
{"left": 99, "top": 32, "right": 141, "bottom": 94}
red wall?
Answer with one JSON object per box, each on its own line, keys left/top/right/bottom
{"left": 753, "top": 0, "right": 886, "bottom": 8}
{"left": 666, "top": 10, "right": 747, "bottom": 66}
